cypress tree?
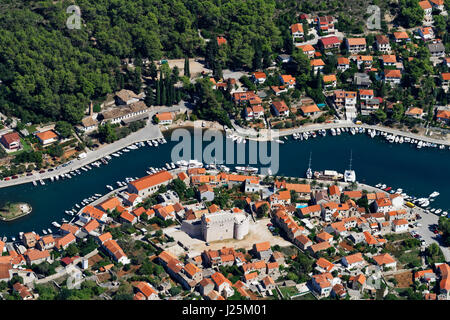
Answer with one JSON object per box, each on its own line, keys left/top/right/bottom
{"left": 184, "top": 57, "right": 190, "bottom": 77}
{"left": 155, "top": 80, "right": 161, "bottom": 105}
{"left": 161, "top": 79, "right": 167, "bottom": 106}
{"left": 145, "top": 85, "right": 154, "bottom": 106}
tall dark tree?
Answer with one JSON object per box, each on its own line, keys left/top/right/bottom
{"left": 184, "top": 57, "right": 190, "bottom": 78}
{"left": 155, "top": 80, "right": 161, "bottom": 106}
{"left": 144, "top": 85, "right": 154, "bottom": 106}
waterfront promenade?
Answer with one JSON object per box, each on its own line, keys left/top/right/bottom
{"left": 0, "top": 105, "right": 184, "bottom": 189}
{"left": 230, "top": 120, "right": 450, "bottom": 146}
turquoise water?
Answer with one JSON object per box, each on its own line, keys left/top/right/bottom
{"left": 0, "top": 130, "right": 449, "bottom": 238}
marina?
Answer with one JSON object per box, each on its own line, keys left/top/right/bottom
{"left": 0, "top": 130, "right": 448, "bottom": 239}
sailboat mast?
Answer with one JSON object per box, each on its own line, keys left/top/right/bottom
{"left": 349, "top": 150, "right": 353, "bottom": 171}
{"left": 308, "top": 152, "right": 312, "bottom": 169}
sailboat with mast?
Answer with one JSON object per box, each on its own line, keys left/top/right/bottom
{"left": 306, "top": 152, "right": 313, "bottom": 179}
{"left": 344, "top": 150, "right": 356, "bottom": 183}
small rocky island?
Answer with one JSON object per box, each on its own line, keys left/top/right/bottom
{"left": 0, "top": 202, "right": 32, "bottom": 221}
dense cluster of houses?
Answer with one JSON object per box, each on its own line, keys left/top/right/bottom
{"left": 0, "top": 159, "right": 449, "bottom": 300}
{"left": 207, "top": 8, "right": 450, "bottom": 128}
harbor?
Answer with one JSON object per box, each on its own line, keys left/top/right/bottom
{"left": 0, "top": 129, "right": 448, "bottom": 240}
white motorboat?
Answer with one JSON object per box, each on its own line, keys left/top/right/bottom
{"left": 235, "top": 166, "right": 259, "bottom": 174}
{"left": 47, "top": 228, "right": 52, "bottom": 233}
{"left": 429, "top": 191, "right": 440, "bottom": 198}
{"left": 331, "top": 128, "right": 336, "bottom": 136}
{"left": 52, "top": 221, "right": 61, "bottom": 228}
{"left": 42, "top": 229, "right": 47, "bottom": 235}
{"left": 32, "top": 180, "right": 37, "bottom": 186}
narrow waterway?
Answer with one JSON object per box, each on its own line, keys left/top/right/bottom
{"left": 0, "top": 130, "right": 448, "bottom": 238}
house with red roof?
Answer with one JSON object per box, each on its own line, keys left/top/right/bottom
{"left": 346, "top": 38, "right": 366, "bottom": 54}
{"left": 384, "top": 69, "right": 402, "bottom": 85}
{"left": 337, "top": 57, "right": 350, "bottom": 72}
{"left": 127, "top": 170, "right": 173, "bottom": 197}
{"left": 373, "top": 253, "right": 397, "bottom": 271}
{"left": 419, "top": 1, "right": 433, "bottom": 19}
{"left": 375, "top": 35, "right": 391, "bottom": 53}
{"left": 252, "top": 242, "right": 273, "bottom": 261}
{"left": 315, "top": 16, "right": 336, "bottom": 34}
{"left": 441, "top": 72, "right": 450, "bottom": 87}
{"left": 341, "top": 253, "right": 365, "bottom": 269}
{"left": 318, "top": 36, "right": 340, "bottom": 51}
{"left": 245, "top": 105, "right": 264, "bottom": 121}
{"left": 0, "top": 132, "right": 21, "bottom": 151}
{"left": 271, "top": 101, "right": 289, "bottom": 117}
{"left": 429, "top": 0, "right": 444, "bottom": 11}
{"left": 35, "top": 130, "right": 58, "bottom": 145}
{"left": 436, "top": 109, "right": 450, "bottom": 124}
{"left": 120, "top": 210, "right": 137, "bottom": 225}
{"left": 392, "top": 219, "right": 409, "bottom": 233}
{"left": 279, "top": 74, "right": 296, "bottom": 88}
{"left": 290, "top": 23, "right": 304, "bottom": 40}
{"left": 296, "top": 44, "right": 315, "bottom": 58}
{"left": 251, "top": 71, "right": 267, "bottom": 84}
{"left": 217, "top": 36, "right": 227, "bottom": 46}
{"left": 55, "top": 233, "right": 76, "bottom": 250}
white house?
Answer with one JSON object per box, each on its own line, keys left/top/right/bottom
{"left": 392, "top": 219, "right": 409, "bottom": 233}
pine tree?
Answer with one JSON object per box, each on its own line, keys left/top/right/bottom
{"left": 262, "top": 51, "right": 272, "bottom": 69}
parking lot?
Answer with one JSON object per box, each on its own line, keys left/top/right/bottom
{"left": 411, "top": 207, "right": 450, "bottom": 262}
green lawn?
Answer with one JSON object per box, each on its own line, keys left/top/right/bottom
{"left": 385, "top": 233, "right": 412, "bottom": 242}
{"left": 279, "top": 286, "right": 299, "bottom": 299}
{"left": 9, "top": 139, "right": 32, "bottom": 156}
{"left": 291, "top": 292, "right": 316, "bottom": 300}
{"left": 395, "top": 248, "right": 421, "bottom": 268}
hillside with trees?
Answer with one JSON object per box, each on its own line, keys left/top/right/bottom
{"left": 0, "top": 0, "right": 283, "bottom": 125}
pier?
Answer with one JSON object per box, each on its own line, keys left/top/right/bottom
{"left": 230, "top": 120, "right": 450, "bottom": 146}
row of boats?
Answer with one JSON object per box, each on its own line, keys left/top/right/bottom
{"left": 32, "top": 138, "right": 168, "bottom": 187}
{"left": 227, "top": 134, "right": 247, "bottom": 144}
{"left": 375, "top": 183, "right": 448, "bottom": 217}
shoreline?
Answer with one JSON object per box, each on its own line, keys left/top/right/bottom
{"left": 0, "top": 104, "right": 186, "bottom": 190}
{"left": 0, "top": 119, "right": 448, "bottom": 190}
{"left": 230, "top": 121, "right": 450, "bottom": 145}
{"left": 0, "top": 202, "right": 32, "bottom": 222}
{"left": 160, "top": 118, "right": 449, "bottom": 147}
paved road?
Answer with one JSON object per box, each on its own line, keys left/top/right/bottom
{"left": 0, "top": 105, "right": 185, "bottom": 189}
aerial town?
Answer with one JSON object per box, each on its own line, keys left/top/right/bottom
{"left": 0, "top": 0, "right": 449, "bottom": 303}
